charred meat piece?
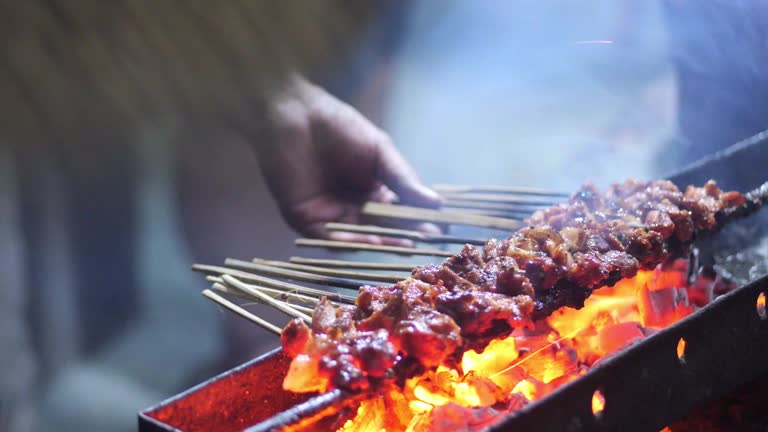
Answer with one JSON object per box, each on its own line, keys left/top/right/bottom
{"left": 281, "top": 179, "right": 755, "bottom": 393}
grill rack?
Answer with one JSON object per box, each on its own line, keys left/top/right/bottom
{"left": 139, "top": 129, "right": 768, "bottom": 431}
{"left": 138, "top": 274, "right": 768, "bottom": 432}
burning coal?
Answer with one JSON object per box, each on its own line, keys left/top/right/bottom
{"left": 334, "top": 263, "right": 728, "bottom": 431}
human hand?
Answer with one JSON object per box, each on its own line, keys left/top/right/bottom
{"left": 245, "top": 76, "right": 442, "bottom": 244}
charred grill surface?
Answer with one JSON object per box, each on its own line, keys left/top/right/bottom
{"left": 281, "top": 179, "right": 765, "bottom": 393}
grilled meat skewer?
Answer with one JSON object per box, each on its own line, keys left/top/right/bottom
{"left": 281, "top": 179, "right": 766, "bottom": 393}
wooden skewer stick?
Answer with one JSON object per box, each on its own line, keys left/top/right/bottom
{"left": 441, "top": 207, "right": 529, "bottom": 219}
{"left": 214, "top": 279, "right": 316, "bottom": 316}
{"left": 295, "top": 238, "right": 456, "bottom": 257}
{"left": 202, "top": 289, "right": 282, "bottom": 335}
{"left": 208, "top": 278, "right": 253, "bottom": 299}
{"left": 270, "top": 301, "right": 314, "bottom": 315}
{"left": 438, "top": 192, "right": 559, "bottom": 206}
{"left": 432, "top": 184, "right": 569, "bottom": 197}
{"left": 253, "top": 258, "right": 406, "bottom": 283}
{"left": 222, "top": 275, "right": 313, "bottom": 323}
{"left": 208, "top": 276, "right": 322, "bottom": 307}
{"left": 325, "top": 222, "right": 486, "bottom": 245}
{"left": 362, "top": 202, "right": 522, "bottom": 231}
{"left": 226, "top": 258, "right": 372, "bottom": 290}
{"left": 289, "top": 257, "right": 417, "bottom": 272}
{"left": 442, "top": 199, "right": 544, "bottom": 214}
{"left": 211, "top": 282, "right": 317, "bottom": 315}
{"left": 193, "top": 264, "right": 357, "bottom": 304}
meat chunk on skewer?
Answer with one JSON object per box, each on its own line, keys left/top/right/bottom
{"left": 281, "top": 179, "right": 759, "bottom": 393}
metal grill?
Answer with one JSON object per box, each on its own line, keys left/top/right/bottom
{"left": 139, "top": 130, "right": 768, "bottom": 432}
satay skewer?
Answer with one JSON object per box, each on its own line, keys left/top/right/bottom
{"left": 324, "top": 222, "right": 486, "bottom": 245}
{"left": 362, "top": 202, "right": 522, "bottom": 230}
{"left": 202, "top": 289, "right": 282, "bottom": 335}
{"left": 432, "top": 184, "right": 569, "bottom": 197}
{"left": 438, "top": 192, "right": 560, "bottom": 206}
{"left": 208, "top": 276, "right": 323, "bottom": 307}
{"left": 441, "top": 207, "right": 529, "bottom": 219}
{"left": 295, "top": 238, "right": 456, "bottom": 257}
{"left": 201, "top": 181, "right": 768, "bottom": 358}
{"left": 441, "top": 199, "right": 543, "bottom": 214}
{"left": 252, "top": 258, "right": 406, "bottom": 283}
{"left": 226, "top": 258, "right": 385, "bottom": 289}
{"left": 210, "top": 282, "right": 317, "bottom": 315}
{"left": 221, "top": 275, "right": 313, "bottom": 323}
{"left": 289, "top": 257, "right": 417, "bottom": 272}
{"left": 193, "top": 263, "right": 357, "bottom": 303}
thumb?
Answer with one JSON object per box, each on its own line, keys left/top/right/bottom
{"left": 374, "top": 133, "right": 442, "bottom": 209}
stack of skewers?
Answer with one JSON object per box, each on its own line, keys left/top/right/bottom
{"left": 193, "top": 185, "right": 569, "bottom": 336}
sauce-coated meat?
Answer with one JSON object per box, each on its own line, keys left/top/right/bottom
{"left": 281, "top": 179, "right": 751, "bottom": 392}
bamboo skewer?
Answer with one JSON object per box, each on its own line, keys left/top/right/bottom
{"left": 289, "top": 257, "right": 417, "bottom": 272}
{"left": 432, "top": 184, "right": 569, "bottom": 197}
{"left": 202, "top": 289, "right": 282, "bottom": 335}
{"left": 226, "top": 258, "right": 372, "bottom": 290}
{"left": 442, "top": 199, "right": 544, "bottom": 214}
{"left": 441, "top": 207, "right": 529, "bottom": 219}
{"left": 208, "top": 278, "right": 261, "bottom": 301}
{"left": 252, "top": 258, "right": 407, "bottom": 283}
{"left": 193, "top": 264, "right": 357, "bottom": 304}
{"left": 221, "top": 275, "right": 313, "bottom": 323}
{"left": 202, "top": 180, "right": 768, "bottom": 337}
{"left": 198, "top": 182, "right": 569, "bottom": 335}
{"left": 295, "top": 238, "right": 456, "bottom": 257}
{"left": 324, "top": 222, "right": 486, "bottom": 245}
{"left": 362, "top": 202, "right": 522, "bottom": 231}
{"left": 438, "top": 192, "right": 560, "bottom": 206}
{"left": 208, "top": 276, "right": 323, "bottom": 307}
{"left": 210, "top": 282, "right": 317, "bottom": 315}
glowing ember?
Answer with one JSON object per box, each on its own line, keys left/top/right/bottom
{"left": 676, "top": 338, "right": 686, "bottom": 361}
{"left": 331, "top": 263, "right": 723, "bottom": 431}
{"left": 591, "top": 389, "right": 606, "bottom": 417}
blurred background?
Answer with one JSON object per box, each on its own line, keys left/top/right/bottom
{"left": 2, "top": 1, "right": 766, "bottom": 431}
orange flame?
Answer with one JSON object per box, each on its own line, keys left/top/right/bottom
{"left": 334, "top": 265, "right": 704, "bottom": 431}
{"left": 676, "top": 338, "right": 686, "bottom": 361}
{"left": 591, "top": 389, "right": 606, "bottom": 416}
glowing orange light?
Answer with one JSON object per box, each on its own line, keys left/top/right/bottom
{"left": 758, "top": 292, "right": 767, "bottom": 320}
{"left": 491, "top": 329, "right": 581, "bottom": 379}
{"left": 676, "top": 338, "right": 686, "bottom": 361}
{"left": 331, "top": 266, "right": 705, "bottom": 431}
{"left": 461, "top": 336, "right": 518, "bottom": 376}
{"left": 591, "top": 389, "right": 606, "bottom": 417}
{"left": 512, "top": 379, "right": 538, "bottom": 401}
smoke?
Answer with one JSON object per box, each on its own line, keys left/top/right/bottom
{"left": 663, "top": 0, "right": 768, "bottom": 167}
{"left": 384, "top": 0, "right": 675, "bottom": 192}
{"left": 376, "top": 0, "right": 768, "bottom": 192}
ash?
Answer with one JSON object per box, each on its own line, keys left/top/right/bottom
{"left": 707, "top": 211, "right": 768, "bottom": 285}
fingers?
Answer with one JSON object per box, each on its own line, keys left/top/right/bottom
{"left": 367, "top": 183, "right": 398, "bottom": 205}
{"left": 291, "top": 200, "right": 416, "bottom": 247}
{"left": 373, "top": 133, "right": 443, "bottom": 209}
{"left": 411, "top": 222, "right": 443, "bottom": 236}
{"left": 267, "top": 79, "right": 444, "bottom": 244}
{"left": 304, "top": 221, "right": 415, "bottom": 247}
{"left": 363, "top": 185, "right": 444, "bottom": 235}
{"left": 306, "top": 83, "right": 440, "bottom": 209}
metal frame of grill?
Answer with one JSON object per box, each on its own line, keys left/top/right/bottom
{"left": 139, "top": 131, "right": 768, "bottom": 432}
